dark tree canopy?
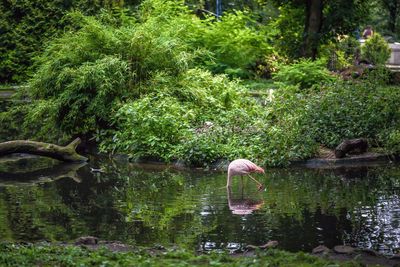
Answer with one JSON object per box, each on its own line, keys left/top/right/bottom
{"left": 381, "top": 0, "right": 400, "bottom": 33}
{"left": 270, "top": 0, "right": 371, "bottom": 58}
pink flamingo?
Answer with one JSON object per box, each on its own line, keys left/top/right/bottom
{"left": 227, "top": 159, "right": 265, "bottom": 190}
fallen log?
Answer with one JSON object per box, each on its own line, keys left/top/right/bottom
{"left": 0, "top": 138, "right": 88, "bottom": 162}
{"left": 335, "top": 138, "right": 368, "bottom": 158}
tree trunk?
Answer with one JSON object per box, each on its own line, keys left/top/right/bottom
{"left": 0, "top": 138, "right": 88, "bottom": 162}
{"left": 302, "top": 0, "right": 323, "bottom": 59}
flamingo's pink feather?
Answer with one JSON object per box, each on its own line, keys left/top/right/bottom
{"left": 243, "top": 161, "right": 265, "bottom": 174}
{"left": 226, "top": 159, "right": 264, "bottom": 187}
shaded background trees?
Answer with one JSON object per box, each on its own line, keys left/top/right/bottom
{"left": 383, "top": 0, "right": 400, "bottom": 34}
{"left": 370, "top": 0, "right": 400, "bottom": 38}
{"left": 1, "top": 0, "right": 398, "bottom": 84}
{"left": 0, "top": 0, "right": 141, "bottom": 84}
{"left": 269, "top": 0, "right": 372, "bottom": 58}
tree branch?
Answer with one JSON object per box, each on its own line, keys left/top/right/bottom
{"left": 0, "top": 138, "right": 88, "bottom": 162}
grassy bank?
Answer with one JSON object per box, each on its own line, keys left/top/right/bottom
{"left": 0, "top": 243, "right": 361, "bottom": 267}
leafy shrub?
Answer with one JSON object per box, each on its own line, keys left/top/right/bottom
{"left": 362, "top": 65, "right": 392, "bottom": 85}
{"left": 379, "top": 129, "right": 400, "bottom": 155}
{"left": 108, "top": 95, "right": 193, "bottom": 161}
{"left": 320, "top": 36, "right": 360, "bottom": 71}
{"left": 0, "top": 0, "right": 131, "bottom": 84}
{"left": 262, "top": 85, "right": 319, "bottom": 165}
{"left": 361, "top": 33, "right": 391, "bottom": 65}
{"left": 187, "top": 10, "right": 274, "bottom": 78}
{"left": 260, "top": 80, "right": 400, "bottom": 161}
{"left": 101, "top": 69, "right": 263, "bottom": 165}
{"left": 254, "top": 53, "right": 287, "bottom": 79}
{"left": 176, "top": 129, "right": 228, "bottom": 167}
{"left": 156, "top": 68, "right": 241, "bottom": 111}
{"left": 338, "top": 36, "right": 361, "bottom": 59}
{"left": 18, "top": 5, "right": 197, "bottom": 139}
{"left": 303, "top": 82, "right": 400, "bottom": 148}
{"left": 31, "top": 55, "right": 129, "bottom": 135}
{"left": 173, "top": 85, "right": 319, "bottom": 167}
{"left": 273, "top": 59, "right": 337, "bottom": 89}
{"left": 270, "top": 4, "right": 304, "bottom": 59}
{"left": 180, "top": 107, "right": 269, "bottom": 166}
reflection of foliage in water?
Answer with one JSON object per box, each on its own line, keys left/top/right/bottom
{"left": 0, "top": 185, "right": 86, "bottom": 241}
{"left": 112, "top": 163, "right": 400, "bottom": 251}
{"left": 263, "top": 166, "right": 400, "bottom": 253}
{"left": 266, "top": 167, "right": 400, "bottom": 220}
{"left": 0, "top": 159, "right": 400, "bottom": 254}
{"left": 346, "top": 167, "right": 400, "bottom": 254}
{"left": 112, "top": 166, "right": 220, "bottom": 247}
{"left": 0, "top": 157, "right": 58, "bottom": 173}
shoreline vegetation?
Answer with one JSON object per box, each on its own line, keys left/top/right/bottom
{"left": 2, "top": 240, "right": 400, "bottom": 267}
{"left": 0, "top": 241, "right": 400, "bottom": 267}
{"left": 0, "top": 242, "right": 340, "bottom": 267}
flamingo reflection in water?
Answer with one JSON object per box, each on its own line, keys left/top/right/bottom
{"left": 227, "top": 187, "right": 264, "bottom": 215}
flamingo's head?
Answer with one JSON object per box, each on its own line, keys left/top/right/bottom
{"left": 257, "top": 167, "right": 265, "bottom": 174}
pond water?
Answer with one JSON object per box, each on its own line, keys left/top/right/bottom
{"left": 1, "top": 156, "right": 400, "bottom": 256}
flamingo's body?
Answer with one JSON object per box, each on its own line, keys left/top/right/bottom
{"left": 227, "top": 159, "right": 264, "bottom": 189}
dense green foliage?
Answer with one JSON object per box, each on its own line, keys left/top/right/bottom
{"left": 320, "top": 36, "right": 361, "bottom": 71}
{"left": 361, "top": 33, "right": 391, "bottom": 65}
{"left": 0, "top": 0, "right": 281, "bottom": 166}
{"left": 189, "top": 10, "right": 273, "bottom": 78}
{"left": 1, "top": 0, "right": 399, "bottom": 167}
{"left": 1, "top": 0, "right": 397, "bottom": 84}
{"left": 105, "top": 70, "right": 248, "bottom": 162}
{"left": 290, "top": 82, "right": 400, "bottom": 148}
{"left": 0, "top": 0, "right": 141, "bottom": 84}
{"left": 368, "top": 0, "right": 400, "bottom": 39}
{"left": 270, "top": 4, "right": 305, "bottom": 59}
{"left": 273, "top": 59, "right": 337, "bottom": 89}
{"left": 0, "top": 0, "right": 65, "bottom": 83}
{"left": 0, "top": 243, "right": 351, "bottom": 267}
{"left": 0, "top": 0, "right": 272, "bottom": 84}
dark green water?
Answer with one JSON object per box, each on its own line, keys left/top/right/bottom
{"left": 1, "top": 156, "right": 400, "bottom": 255}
